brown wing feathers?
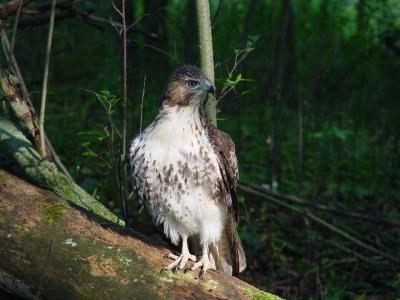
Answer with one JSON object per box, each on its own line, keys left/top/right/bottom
{"left": 206, "top": 124, "right": 244, "bottom": 275}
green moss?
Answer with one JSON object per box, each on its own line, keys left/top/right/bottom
{"left": 244, "top": 288, "right": 284, "bottom": 300}
{"left": 41, "top": 203, "right": 69, "bottom": 224}
{"left": 0, "top": 118, "right": 123, "bottom": 227}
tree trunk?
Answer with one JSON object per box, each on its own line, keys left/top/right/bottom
{"left": 0, "top": 169, "right": 281, "bottom": 300}
{"left": 195, "top": 0, "right": 217, "bottom": 126}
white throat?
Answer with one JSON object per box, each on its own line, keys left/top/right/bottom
{"left": 142, "top": 104, "right": 204, "bottom": 146}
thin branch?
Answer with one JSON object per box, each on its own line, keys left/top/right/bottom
{"left": 328, "top": 241, "right": 383, "bottom": 266}
{"left": 120, "top": 0, "right": 128, "bottom": 222}
{"left": 32, "top": 0, "right": 88, "bottom": 11}
{"left": 72, "top": 9, "right": 123, "bottom": 27}
{"left": 211, "top": 0, "right": 223, "bottom": 27}
{"left": 109, "top": 0, "right": 123, "bottom": 17}
{"left": 45, "top": 135, "right": 72, "bottom": 178}
{"left": 10, "top": 0, "right": 23, "bottom": 53}
{"left": 0, "top": 0, "right": 89, "bottom": 19}
{"left": 238, "top": 183, "right": 400, "bottom": 264}
{"left": 14, "top": 10, "right": 73, "bottom": 28}
{"left": 132, "top": 39, "right": 178, "bottom": 62}
{"left": 126, "top": 14, "right": 147, "bottom": 32}
{"left": 246, "top": 182, "right": 400, "bottom": 227}
{"left": 74, "top": 11, "right": 149, "bottom": 37}
{"left": 121, "top": 0, "right": 127, "bottom": 159}
{"left": 139, "top": 74, "right": 146, "bottom": 133}
{"left": 38, "top": 0, "right": 56, "bottom": 158}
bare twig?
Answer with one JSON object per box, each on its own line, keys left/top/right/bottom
{"left": 132, "top": 39, "right": 178, "bottom": 62}
{"left": 139, "top": 74, "right": 146, "bottom": 133}
{"left": 121, "top": 0, "right": 127, "bottom": 161}
{"left": 110, "top": 0, "right": 123, "bottom": 17}
{"left": 297, "top": 94, "right": 304, "bottom": 194}
{"left": 0, "top": 0, "right": 89, "bottom": 19}
{"left": 246, "top": 182, "right": 400, "bottom": 226}
{"left": 38, "top": 0, "right": 56, "bottom": 158}
{"left": 10, "top": 0, "right": 23, "bottom": 52}
{"left": 328, "top": 241, "right": 382, "bottom": 265}
{"left": 72, "top": 9, "right": 123, "bottom": 28}
{"left": 121, "top": 2, "right": 128, "bottom": 220}
{"left": 72, "top": 10, "right": 148, "bottom": 37}
{"left": 45, "top": 135, "right": 72, "bottom": 178}
{"left": 126, "top": 14, "right": 147, "bottom": 32}
{"left": 211, "top": 0, "right": 223, "bottom": 27}
{"left": 108, "top": 0, "right": 133, "bottom": 223}
{"left": 238, "top": 183, "right": 400, "bottom": 263}
{"left": 121, "top": 0, "right": 128, "bottom": 222}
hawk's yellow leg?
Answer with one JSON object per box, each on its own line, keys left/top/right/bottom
{"left": 190, "top": 245, "right": 214, "bottom": 278}
{"left": 161, "top": 236, "right": 197, "bottom": 272}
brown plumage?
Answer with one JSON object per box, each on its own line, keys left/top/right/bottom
{"left": 206, "top": 123, "right": 246, "bottom": 275}
{"left": 130, "top": 64, "right": 246, "bottom": 277}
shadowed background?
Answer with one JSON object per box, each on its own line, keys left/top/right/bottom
{"left": 2, "top": 0, "right": 400, "bottom": 299}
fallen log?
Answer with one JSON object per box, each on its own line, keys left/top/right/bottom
{"left": 0, "top": 116, "right": 123, "bottom": 226}
{"left": 0, "top": 169, "right": 281, "bottom": 300}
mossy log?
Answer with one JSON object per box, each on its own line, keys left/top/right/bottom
{"left": 0, "top": 170, "right": 282, "bottom": 300}
{"left": 0, "top": 116, "right": 123, "bottom": 226}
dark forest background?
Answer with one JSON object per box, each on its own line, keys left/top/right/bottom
{"left": 1, "top": 0, "right": 400, "bottom": 299}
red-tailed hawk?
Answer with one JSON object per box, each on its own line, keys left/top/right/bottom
{"left": 129, "top": 65, "right": 246, "bottom": 277}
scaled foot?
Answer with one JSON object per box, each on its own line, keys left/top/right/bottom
{"left": 161, "top": 252, "right": 197, "bottom": 273}
{"left": 190, "top": 254, "right": 213, "bottom": 278}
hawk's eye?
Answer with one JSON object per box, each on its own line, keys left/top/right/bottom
{"left": 187, "top": 80, "right": 199, "bottom": 89}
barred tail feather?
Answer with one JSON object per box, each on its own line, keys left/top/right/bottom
{"left": 210, "top": 222, "right": 246, "bottom": 276}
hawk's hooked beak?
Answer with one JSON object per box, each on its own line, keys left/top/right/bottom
{"left": 203, "top": 81, "right": 215, "bottom": 95}
{"left": 208, "top": 84, "right": 215, "bottom": 94}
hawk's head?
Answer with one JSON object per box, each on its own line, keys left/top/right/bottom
{"left": 161, "top": 64, "right": 215, "bottom": 107}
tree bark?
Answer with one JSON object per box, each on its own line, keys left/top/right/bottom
{"left": 195, "top": 0, "right": 217, "bottom": 126}
{"left": 0, "top": 68, "right": 40, "bottom": 151}
{"left": 0, "top": 169, "right": 282, "bottom": 300}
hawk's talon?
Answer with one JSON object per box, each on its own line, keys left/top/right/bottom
{"left": 162, "top": 252, "right": 197, "bottom": 273}
{"left": 163, "top": 253, "right": 179, "bottom": 260}
{"left": 190, "top": 254, "right": 213, "bottom": 277}
{"left": 163, "top": 253, "right": 178, "bottom": 260}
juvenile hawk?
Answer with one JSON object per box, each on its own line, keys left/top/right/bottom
{"left": 129, "top": 65, "right": 246, "bottom": 276}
